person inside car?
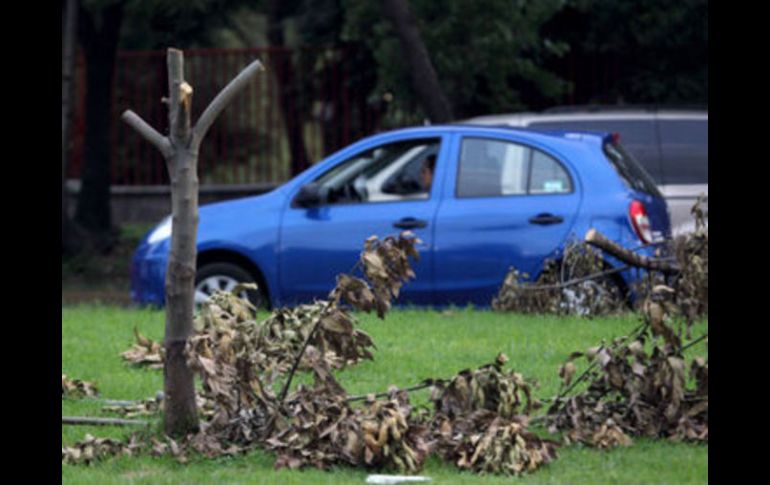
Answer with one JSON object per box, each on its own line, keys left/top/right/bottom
{"left": 421, "top": 154, "right": 436, "bottom": 192}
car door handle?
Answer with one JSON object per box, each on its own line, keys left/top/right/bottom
{"left": 529, "top": 213, "right": 564, "bottom": 225}
{"left": 394, "top": 218, "right": 428, "bottom": 229}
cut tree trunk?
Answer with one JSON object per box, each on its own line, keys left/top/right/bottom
{"left": 122, "top": 49, "right": 264, "bottom": 438}
{"left": 585, "top": 229, "right": 679, "bottom": 274}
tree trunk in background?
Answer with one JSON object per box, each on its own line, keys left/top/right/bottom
{"left": 62, "top": 0, "right": 78, "bottom": 253}
{"left": 74, "top": 2, "right": 124, "bottom": 242}
{"left": 266, "top": 0, "right": 310, "bottom": 176}
{"left": 381, "top": 0, "right": 454, "bottom": 123}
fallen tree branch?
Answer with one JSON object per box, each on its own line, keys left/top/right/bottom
{"left": 518, "top": 265, "right": 631, "bottom": 292}
{"left": 62, "top": 416, "right": 151, "bottom": 427}
{"left": 585, "top": 229, "right": 679, "bottom": 274}
{"left": 681, "top": 333, "right": 708, "bottom": 352}
{"left": 346, "top": 381, "right": 436, "bottom": 403}
{"left": 554, "top": 322, "right": 648, "bottom": 401}
{"left": 277, "top": 302, "right": 332, "bottom": 403}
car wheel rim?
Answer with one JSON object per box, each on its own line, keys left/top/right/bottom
{"left": 195, "top": 275, "right": 246, "bottom": 305}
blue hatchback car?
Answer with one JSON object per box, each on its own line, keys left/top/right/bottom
{"left": 131, "top": 125, "right": 670, "bottom": 308}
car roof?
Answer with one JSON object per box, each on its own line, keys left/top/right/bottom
{"left": 388, "top": 123, "right": 612, "bottom": 146}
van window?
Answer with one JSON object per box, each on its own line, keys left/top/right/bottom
{"left": 528, "top": 119, "right": 663, "bottom": 183}
{"left": 657, "top": 119, "right": 708, "bottom": 185}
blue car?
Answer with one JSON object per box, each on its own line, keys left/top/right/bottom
{"left": 131, "top": 125, "right": 670, "bottom": 308}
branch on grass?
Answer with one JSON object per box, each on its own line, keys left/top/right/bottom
{"left": 554, "top": 322, "right": 648, "bottom": 401}
{"left": 682, "top": 333, "right": 708, "bottom": 352}
{"left": 518, "top": 265, "right": 631, "bottom": 292}
{"left": 346, "top": 381, "right": 436, "bottom": 403}
{"left": 62, "top": 416, "right": 151, "bottom": 427}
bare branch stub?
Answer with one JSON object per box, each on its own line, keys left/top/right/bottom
{"left": 120, "top": 111, "right": 173, "bottom": 159}
{"left": 193, "top": 59, "right": 265, "bottom": 149}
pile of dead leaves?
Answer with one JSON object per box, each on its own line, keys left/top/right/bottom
{"left": 121, "top": 328, "right": 164, "bottom": 369}
{"left": 62, "top": 434, "right": 136, "bottom": 465}
{"left": 491, "top": 262, "right": 561, "bottom": 314}
{"left": 428, "top": 354, "right": 558, "bottom": 476}
{"left": 266, "top": 380, "right": 431, "bottom": 473}
{"left": 430, "top": 354, "right": 539, "bottom": 419}
{"left": 433, "top": 410, "right": 559, "bottom": 475}
{"left": 62, "top": 432, "right": 209, "bottom": 466}
{"left": 492, "top": 242, "right": 626, "bottom": 317}
{"left": 62, "top": 374, "right": 99, "bottom": 398}
{"left": 546, "top": 292, "right": 708, "bottom": 447}
{"left": 668, "top": 198, "right": 708, "bottom": 325}
{"left": 264, "top": 354, "right": 554, "bottom": 476}
{"left": 180, "top": 233, "right": 423, "bottom": 460}
{"left": 258, "top": 301, "right": 376, "bottom": 372}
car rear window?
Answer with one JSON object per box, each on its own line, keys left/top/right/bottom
{"left": 657, "top": 119, "right": 708, "bottom": 185}
{"left": 604, "top": 141, "right": 663, "bottom": 197}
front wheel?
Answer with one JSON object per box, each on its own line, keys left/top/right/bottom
{"left": 194, "top": 262, "right": 267, "bottom": 309}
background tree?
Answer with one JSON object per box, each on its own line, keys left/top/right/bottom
{"left": 380, "top": 0, "right": 453, "bottom": 123}
{"left": 542, "top": 0, "right": 708, "bottom": 105}
{"left": 62, "top": 0, "right": 79, "bottom": 253}
{"left": 342, "top": 0, "right": 571, "bottom": 121}
{"left": 74, "top": 0, "right": 125, "bottom": 247}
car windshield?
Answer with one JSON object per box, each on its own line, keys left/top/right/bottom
{"left": 604, "top": 141, "right": 662, "bottom": 197}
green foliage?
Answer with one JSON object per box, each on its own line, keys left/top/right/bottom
{"left": 342, "top": 0, "right": 571, "bottom": 119}
{"left": 543, "top": 0, "right": 708, "bottom": 104}
{"left": 119, "top": 0, "right": 246, "bottom": 49}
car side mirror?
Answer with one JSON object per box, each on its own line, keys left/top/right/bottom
{"left": 293, "top": 183, "right": 325, "bottom": 208}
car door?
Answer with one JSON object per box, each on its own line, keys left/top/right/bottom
{"left": 278, "top": 134, "right": 450, "bottom": 306}
{"left": 433, "top": 133, "right": 582, "bottom": 306}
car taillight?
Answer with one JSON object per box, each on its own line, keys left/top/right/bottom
{"left": 629, "top": 200, "right": 652, "bottom": 244}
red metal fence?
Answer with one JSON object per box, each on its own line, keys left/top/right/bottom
{"left": 69, "top": 47, "right": 620, "bottom": 187}
{"left": 70, "top": 47, "right": 407, "bottom": 186}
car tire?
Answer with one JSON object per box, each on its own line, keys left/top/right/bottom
{"left": 195, "top": 262, "right": 268, "bottom": 309}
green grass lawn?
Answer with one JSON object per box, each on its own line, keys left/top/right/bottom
{"left": 62, "top": 305, "right": 708, "bottom": 484}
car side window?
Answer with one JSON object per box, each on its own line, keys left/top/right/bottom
{"left": 529, "top": 150, "right": 572, "bottom": 194}
{"left": 657, "top": 119, "right": 708, "bottom": 185}
{"left": 312, "top": 138, "right": 440, "bottom": 205}
{"left": 457, "top": 137, "right": 571, "bottom": 198}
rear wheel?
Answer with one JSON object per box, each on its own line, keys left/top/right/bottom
{"left": 194, "top": 262, "right": 267, "bottom": 309}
